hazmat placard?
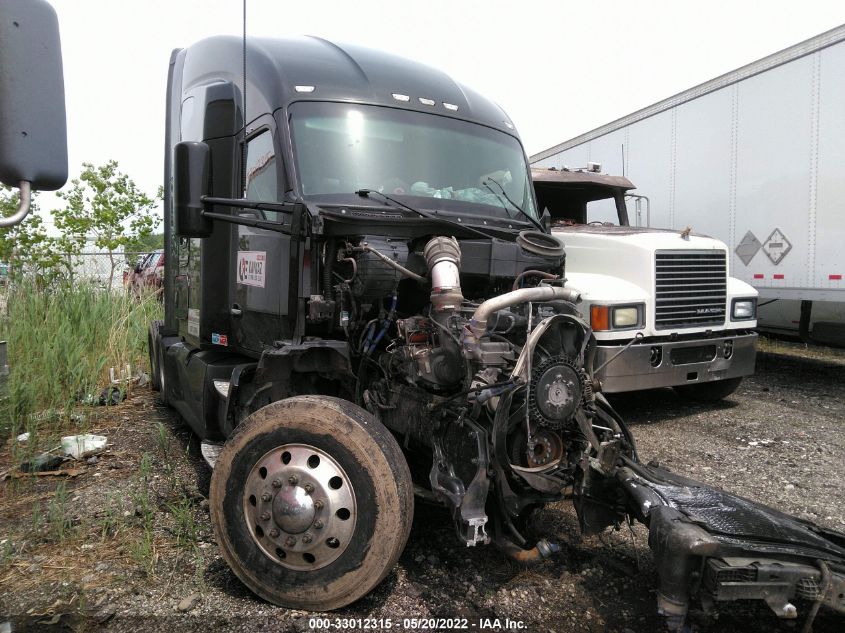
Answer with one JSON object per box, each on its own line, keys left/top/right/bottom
{"left": 237, "top": 251, "right": 267, "bottom": 288}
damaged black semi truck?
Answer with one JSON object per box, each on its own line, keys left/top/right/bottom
{"left": 150, "top": 35, "right": 845, "bottom": 630}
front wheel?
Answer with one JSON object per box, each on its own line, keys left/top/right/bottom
{"left": 210, "top": 396, "right": 414, "bottom": 610}
{"left": 673, "top": 377, "right": 743, "bottom": 402}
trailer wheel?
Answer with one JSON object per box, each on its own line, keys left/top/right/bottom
{"left": 673, "top": 377, "right": 743, "bottom": 402}
{"left": 210, "top": 396, "right": 414, "bottom": 610}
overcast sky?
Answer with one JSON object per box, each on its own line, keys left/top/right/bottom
{"left": 39, "top": 0, "right": 845, "bottom": 225}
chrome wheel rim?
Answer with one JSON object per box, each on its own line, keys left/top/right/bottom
{"left": 243, "top": 443, "right": 357, "bottom": 571}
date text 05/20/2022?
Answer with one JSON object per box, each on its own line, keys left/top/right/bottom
{"left": 308, "top": 617, "right": 527, "bottom": 631}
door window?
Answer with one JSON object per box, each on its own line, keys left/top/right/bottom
{"left": 244, "top": 130, "right": 279, "bottom": 220}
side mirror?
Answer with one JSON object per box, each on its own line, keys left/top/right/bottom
{"left": 174, "top": 141, "right": 213, "bottom": 238}
{"left": 0, "top": 0, "right": 69, "bottom": 226}
{"left": 541, "top": 207, "right": 552, "bottom": 232}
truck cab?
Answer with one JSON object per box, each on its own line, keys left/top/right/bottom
{"left": 145, "top": 36, "right": 845, "bottom": 630}
{"left": 534, "top": 167, "right": 758, "bottom": 399}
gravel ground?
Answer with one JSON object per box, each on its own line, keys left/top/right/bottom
{"left": 1, "top": 337, "right": 843, "bottom": 633}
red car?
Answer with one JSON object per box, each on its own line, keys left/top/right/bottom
{"left": 125, "top": 250, "right": 164, "bottom": 298}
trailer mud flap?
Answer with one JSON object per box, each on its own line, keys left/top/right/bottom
{"left": 615, "top": 461, "right": 845, "bottom": 631}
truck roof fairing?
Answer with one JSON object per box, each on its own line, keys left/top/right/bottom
{"left": 178, "top": 35, "right": 518, "bottom": 137}
{"left": 531, "top": 167, "right": 635, "bottom": 192}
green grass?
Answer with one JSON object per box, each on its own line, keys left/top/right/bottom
{"left": 0, "top": 282, "right": 162, "bottom": 448}
{"left": 47, "top": 481, "right": 73, "bottom": 542}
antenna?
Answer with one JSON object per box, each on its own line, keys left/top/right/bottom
{"left": 241, "top": 0, "right": 247, "bottom": 193}
{"left": 621, "top": 143, "right": 626, "bottom": 177}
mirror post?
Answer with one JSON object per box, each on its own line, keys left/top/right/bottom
{"left": 0, "top": 180, "right": 31, "bottom": 227}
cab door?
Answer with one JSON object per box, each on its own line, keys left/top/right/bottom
{"left": 230, "top": 125, "right": 291, "bottom": 353}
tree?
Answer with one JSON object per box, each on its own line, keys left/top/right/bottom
{"left": 123, "top": 231, "right": 164, "bottom": 258}
{"left": 55, "top": 161, "right": 161, "bottom": 288}
{"left": 0, "top": 185, "right": 68, "bottom": 285}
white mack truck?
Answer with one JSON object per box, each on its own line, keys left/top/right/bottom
{"left": 533, "top": 167, "right": 758, "bottom": 400}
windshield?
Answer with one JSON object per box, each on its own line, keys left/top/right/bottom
{"left": 289, "top": 102, "right": 538, "bottom": 220}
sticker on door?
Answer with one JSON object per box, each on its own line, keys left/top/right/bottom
{"left": 237, "top": 251, "right": 267, "bottom": 288}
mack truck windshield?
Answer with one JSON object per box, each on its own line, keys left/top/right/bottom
{"left": 150, "top": 35, "right": 845, "bottom": 631}
{"left": 533, "top": 167, "right": 759, "bottom": 400}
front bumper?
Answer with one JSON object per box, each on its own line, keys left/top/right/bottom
{"left": 595, "top": 331, "right": 757, "bottom": 393}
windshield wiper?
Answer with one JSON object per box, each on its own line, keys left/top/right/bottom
{"left": 482, "top": 177, "right": 545, "bottom": 233}
{"left": 354, "top": 189, "right": 492, "bottom": 239}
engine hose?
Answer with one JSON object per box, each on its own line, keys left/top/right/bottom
{"left": 512, "top": 270, "right": 559, "bottom": 292}
{"left": 497, "top": 537, "right": 560, "bottom": 564}
{"left": 366, "top": 294, "right": 397, "bottom": 355}
{"left": 362, "top": 322, "right": 376, "bottom": 355}
{"left": 800, "top": 560, "right": 831, "bottom": 633}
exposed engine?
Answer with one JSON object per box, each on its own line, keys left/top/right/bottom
{"left": 307, "top": 231, "right": 845, "bottom": 632}
{"left": 314, "top": 231, "right": 635, "bottom": 552}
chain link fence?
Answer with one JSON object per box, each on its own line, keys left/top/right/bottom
{"left": 66, "top": 251, "right": 153, "bottom": 290}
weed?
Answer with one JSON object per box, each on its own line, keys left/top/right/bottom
{"left": 155, "top": 422, "right": 169, "bottom": 458}
{"left": 129, "top": 452, "right": 156, "bottom": 575}
{"left": 192, "top": 549, "right": 208, "bottom": 592}
{"left": 30, "top": 498, "right": 43, "bottom": 534}
{"left": 98, "top": 493, "right": 123, "bottom": 540}
{"left": 47, "top": 481, "right": 73, "bottom": 542}
{"left": 128, "top": 526, "right": 155, "bottom": 577}
{"left": 0, "top": 282, "right": 162, "bottom": 444}
{"left": 167, "top": 495, "right": 198, "bottom": 549}
{"left": 139, "top": 451, "right": 153, "bottom": 479}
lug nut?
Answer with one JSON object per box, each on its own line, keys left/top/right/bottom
{"left": 314, "top": 499, "right": 324, "bottom": 510}
{"left": 272, "top": 478, "right": 282, "bottom": 488}
{"left": 304, "top": 483, "right": 314, "bottom": 494}
{"left": 260, "top": 511, "right": 271, "bottom": 521}
{"left": 261, "top": 492, "right": 272, "bottom": 502}
{"left": 302, "top": 533, "right": 313, "bottom": 544}
{"left": 314, "top": 520, "right": 324, "bottom": 529}
{"left": 288, "top": 474, "right": 299, "bottom": 485}
{"left": 285, "top": 536, "right": 297, "bottom": 547}
{"left": 269, "top": 528, "right": 280, "bottom": 538}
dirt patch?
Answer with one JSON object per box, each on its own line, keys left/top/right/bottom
{"left": 1, "top": 340, "right": 843, "bottom": 632}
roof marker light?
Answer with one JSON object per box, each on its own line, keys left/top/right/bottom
{"left": 443, "top": 102, "right": 459, "bottom": 111}
{"left": 503, "top": 121, "right": 514, "bottom": 129}
{"left": 392, "top": 93, "right": 410, "bottom": 102}
{"left": 294, "top": 85, "right": 315, "bottom": 93}
{"left": 419, "top": 97, "right": 435, "bottom": 106}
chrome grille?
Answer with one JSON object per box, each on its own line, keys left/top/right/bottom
{"left": 655, "top": 250, "right": 727, "bottom": 330}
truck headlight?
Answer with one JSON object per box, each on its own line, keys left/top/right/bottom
{"left": 612, "top": 306, "right": 640, "bottom": 328}
{"left": 731, "top": 298, "right": 757, "bottom": 320}
{"left": 590, "top": 304, "right": 644, "bottom": 331}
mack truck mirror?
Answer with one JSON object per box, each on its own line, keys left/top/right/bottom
{"left": 174, "top": 141, "right": 213, "bottom": 238}
{"left": 0, "top": 0, "right": 68, "bottom": 226}
{"left": 541, "top": 207, "right": 551, "bottom": 232}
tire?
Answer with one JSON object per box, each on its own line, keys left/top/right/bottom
{"left": 148, "top": 320, "right": 162, "bottom": 392}
{"left": 673, "top": 377, "right": 743, "bottom": 402}
{"left": 210, "top": 395, "right": 414, "bottom": 610}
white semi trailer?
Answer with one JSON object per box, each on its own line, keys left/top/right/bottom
{"left": 531, "top": 25, "right": 845, "bottom": 345}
